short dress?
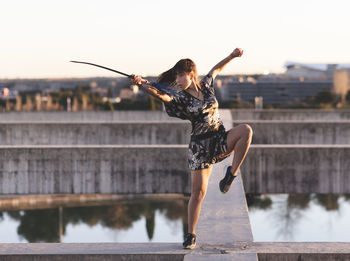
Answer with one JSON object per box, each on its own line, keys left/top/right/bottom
{"left": 151, "top": 74, "right": 231, "bottom": 170}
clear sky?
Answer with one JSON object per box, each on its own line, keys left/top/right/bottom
{"left": 1, "top": 0, "right": 349, "bottom": 79}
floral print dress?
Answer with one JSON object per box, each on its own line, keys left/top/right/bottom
{"left": 151, "top": 74, "right": 231, "bottom": 170}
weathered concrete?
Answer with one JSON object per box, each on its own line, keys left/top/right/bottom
{"left": 196, "top": 109, "right": 254, "bottom": 245}
{"left": 231, "top": 109, "right": 350, "bottom": 121}
{"left": 197, "top": 172, "right": 254, "bottom": 245}
{"left": 2, "top": 134, "right": 347, "bottom": 195}
{"left": 0, "top": 243, "right": 186, "bottom": 261}
{"left": 241, "top": 145, "right": 350, "bottom": 193}
{"left": 2, "top": 109, "right": 350, "bottom": 122}
{"left": 0, "top": 111, "right": 180, "bottom": 122}
{"left": 258, "top": 253, "right": 350, "bottom": 261}
{"left": 235, "top": 120, "right": 350, "bottom": 144}
{"left": 0, "top": 145, "right": 190, "bottom": 194}
{"left": 0, "top": 193, "right": 187, "bottom": 211}
{"left": 184, "top": 253, "right": 258, "bottom": 260}
{"left": 0, "top": 110, "right": 259, "bottom": 261}
{"left": 0, "top": 122, "right": 191, "bottom": 145}
{"left": 2, "top": 109, "right": 350, "bottom": 260}
{"left": 1, "top": 242, "right": 350, "bottom": 260}
{"left": 207, "top": 242, "right": 350, "bottom": 255}
{"left": 187, "top": 110, "right": 257, "bottom": 261}
{"left": 4, "top": 120, "right": 350, "bottom": 145}
{"left": 0, "top": 255, "right": 182, "bottom": 261}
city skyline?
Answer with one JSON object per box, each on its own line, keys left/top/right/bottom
{"left": 1, "top": 0, "right": 349, "bottom": 79}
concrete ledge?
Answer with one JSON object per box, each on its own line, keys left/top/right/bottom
{"left": 197, "top": 172, "right": 254, "bottom": 245}
{"left": 0, "top": 193, "right": 188, "bottom": 211}
{"left": 258, "top": 253, "right": 350, "bottom": 261}
{"left": 0, "top": 146, "right": 190, "bottom": 194}
{"left": 0, "top": 255, "right": 184, "bottom": 261}
{"left": 241, "top": 145, "right": 350, "bottom": 193}
{"left": 186, "top": 110, "right": 257, "bottom": 261}
{"left": 0, "top": 242, "right": 186, "bottom": 255}
{"left": 234, "top": 120, "right": 350, "bottom": 144}
{"left": 1, "top": 242, "right": 350, "bottom": 260}
{"left": 0, "top": 122, "right": 191, "bottom": 145}
{"left": 0, "top": 111, "right": 181, "bottom": 122}
{"left": 2, "top": 109, "right": 350, "bottom": 122}
{"left": 3, "top": 144, "right": 350, "bottom": 194}
{"left": 184, "top": 253, "right": 258, "bottom": 261}
{"left": 202, "top": 242, "right": 350, "bottom": 253}
{"left": 0, "top": 243, "right": 185, "bottom": 261}
{"left": 230, "top": 109, "right": 350, "bottom": 121}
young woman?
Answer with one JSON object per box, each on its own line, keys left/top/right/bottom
{"left": 132, "top": 48, "right": 253, "bottom": 249}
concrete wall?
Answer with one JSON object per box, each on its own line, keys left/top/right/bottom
{"left": 0, "top": 111, "right": 179, "bottom": 122}
{"left": 235, "top": 120, "right": 350, "bottom": 144}
{"left": 2, "top": 242, "right": 350, "bottom": 261}
{"left": 241, "top": 145, "right": 350, "bottom": 193}
{"left": 0, "top": 122, "right": 191, "bottom": 145}
{"left": 0, "top": 146, "right": 190, "bottom": 194}
{"left": 231, "top": 109, "right": 350, "bottom": 120}
{"left": 2, "top": 109, "right": 350, "bottom": 122}
{"left": 3, "top": 144, "right": 348, "bottom": 194}
{"left": 4, "top": 120, "right": 350, "bottom": 145}
{"left": 2, "top": 110, "right": 350, "bottom": 259}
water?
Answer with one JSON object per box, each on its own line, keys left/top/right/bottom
{"left": 247, "top": 194, "right": 350, "bottom": 242}
{"left": 0, "top": 198, "right": 188, "bottom": 243}
{"left": 3, "top": 194, "right": 349, "bottom": 243}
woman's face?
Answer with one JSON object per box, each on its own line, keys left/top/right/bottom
{"left": 176, "top": 72, "right": 193, "bottom": 90}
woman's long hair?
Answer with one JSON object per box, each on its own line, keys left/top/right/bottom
{"left": 157, "top": 59, "right": 202, "bottom": 90}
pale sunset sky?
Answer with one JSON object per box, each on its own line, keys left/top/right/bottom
{"left": 1, "top": 0, "right": 349, "bottom": 78}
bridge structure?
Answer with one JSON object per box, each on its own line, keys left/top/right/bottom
{"left": 1, "top": 110, "right": 350, "bottom": 260}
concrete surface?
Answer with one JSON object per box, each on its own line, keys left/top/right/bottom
{"left": 196, "top": 173, "right": 254, "bottom": 245}
{"left": 2, "top": 109, "right": 350, "bottom": 260}
{"left": 0, "top": 145, "right": 190, "bottom": 194}
{"left": 230, "top": 109, "right": 350, "bottom": 121}
{"left": 2, "top": 109, "right": 350, "bottom": 122}
{"left": 241, "top": 145, "right": 350, "bottom": 193}
{"left": 235, "top": 120, "right": 350, "bottom": 144}
{"left": 0, "top": 111, "right": 180, "bottom": 122}
{"left": 184, "top": 253, "right": 258, "bottom": 261}
{"left": 0, "top": 193, "right": 187, "bottom": 211}
{"left": 0, "top": 122, "right": 191, "bottom": 145}
{"left": 1, "top": 242, "right": 350, "bottom": 260}
{"left": 4, "top": 119, "right": 350, "bottom": 145}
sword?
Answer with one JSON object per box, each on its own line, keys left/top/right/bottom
{"left": 70, "top": 61, "right": 133, "bottom": 78}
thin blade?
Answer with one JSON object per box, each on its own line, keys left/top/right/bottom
{"left": 70, "top": 61, "right": 132, "bottom": 78}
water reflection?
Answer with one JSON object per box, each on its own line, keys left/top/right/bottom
{"left": 247, "top": 193, "right": 350, "bottom": 242}
{"left": 0, "top": 199, "right": 188, "bottom": 243}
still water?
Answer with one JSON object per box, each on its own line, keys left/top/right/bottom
{"left": 0, "top": 198, "right": 187, "bottom": 243}
{"left": 247, "top": 194, "right": 350, "bottom": 242}
{"left": 2, "top": 194, "right": 350, "bottom": 243}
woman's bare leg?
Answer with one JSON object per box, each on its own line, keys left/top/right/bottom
{"left": 188, "top": 166, "right": 212, "bottom": 234}
{"left": 225, "top": 124, "right": 253, "bottom": 176}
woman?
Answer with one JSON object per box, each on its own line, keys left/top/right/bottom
{"left": 132, "top": 48, "right": 253, "bottom": 249}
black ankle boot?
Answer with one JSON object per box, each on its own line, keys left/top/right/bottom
{"left": 219, "top": 166, "right": 237, "bottom": 194}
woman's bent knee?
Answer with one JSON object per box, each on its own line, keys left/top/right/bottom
{"left": 241, "top": 124, "right": 253, "bottom": 139}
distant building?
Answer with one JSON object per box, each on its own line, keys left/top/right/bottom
{"left": 219, "top": 77, "right": 333, "bottom": 105}
{"left": 218, "top": 62, "right": 350, "bottom": 105}
{"left": 0, "top": 85, "right": 17, "bottom": 99}
{"left": 119, "top": 88, "right": 134, "bottom": 99}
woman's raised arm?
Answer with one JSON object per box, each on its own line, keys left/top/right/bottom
{"left": 208, "top": 48, "right": 243, "bottom": 79}
{"left": 131, "top": 75, "right": 172, "bottom": 103}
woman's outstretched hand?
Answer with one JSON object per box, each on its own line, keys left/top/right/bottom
{"left": 131, "top": 75, "right": 143, "bottom": 85}
{"left": 230, "top": 48, "right": 244, "bottom": 58}
{"left": 131, "top": 75, "right": 150, "bottom": 85}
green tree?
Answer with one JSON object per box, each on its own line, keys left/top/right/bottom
{"left": 346, "top": 90, "right": 350, "bottom": 104}
{"left": 314, "top": 89, "right": 337, "bottom": 105}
